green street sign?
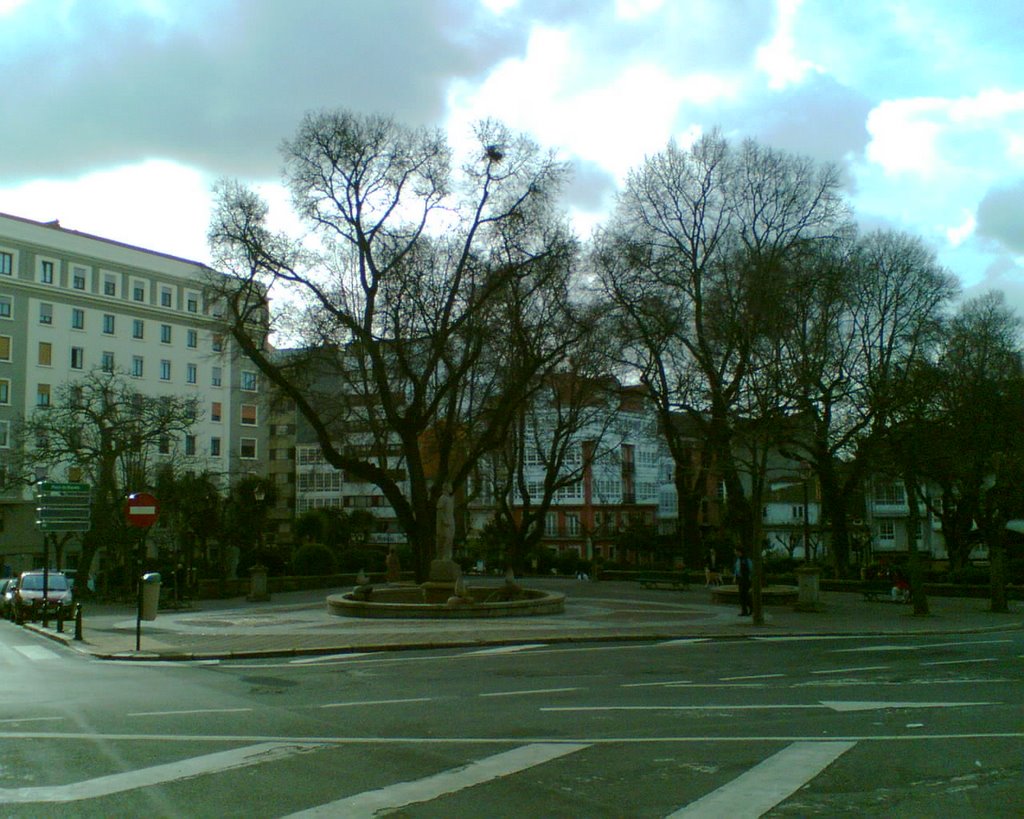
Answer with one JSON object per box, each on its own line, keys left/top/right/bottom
{"left": 36, "top": 481, "right": 90, "bottom": 496}
{"left": 37, "top": 520, "right": 92, "bottom": 532}
{"left": 36, "top": 507, "right": 91, "bottom": 521}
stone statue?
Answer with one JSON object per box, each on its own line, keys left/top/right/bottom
{"left": 385, "top": 547, "right": 401, "bottom": 583}
{"left": 435, "top": 481, "right": 455, "bottom": 561}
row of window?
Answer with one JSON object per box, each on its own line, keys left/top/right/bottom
{"left": 154, "top": 434, "right": 258, "bottom": 459}
{"left": 0, "top": 249, "right": 210, "bottom": 314}
{"left": 13, "top": 337, "right": 257, "bottom": 392}
{"left": 5, "top": 298, "right": 227, "bottom": 352}
{"left": 28, "top": 383, "right": 255, "bottom": 427}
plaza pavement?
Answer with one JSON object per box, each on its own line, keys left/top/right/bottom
{"left": 23, "top": 577, "right": 1024, "bottom": 661}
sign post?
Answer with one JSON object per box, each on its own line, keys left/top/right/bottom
{"left": 125, "top": 492, "right": 160, "bottom": 650}
{"left": 35, "top": 482, "right": 91, "bottom": 628}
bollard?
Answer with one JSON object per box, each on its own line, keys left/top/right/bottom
{"left": 56, "top": 606, "right": 64, "bottom": 634}
{"left": 74, "top": 604, "right": 83, "bottom": 641}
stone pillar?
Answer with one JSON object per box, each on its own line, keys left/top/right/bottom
{"left": 794, "top": 565, "right": 822, "bottom": 612}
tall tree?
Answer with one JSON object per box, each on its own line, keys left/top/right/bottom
{"left": 595, "top": 132, "right": 849, "bottom": 582}
{"left": 776, "top": 231, "right": 958, "bottom": 577}
{"left": 859, "top": 232, "right": 959, "bottom": 614}
{"left": 209, "top": 110, "right": 578, "bottom": 581}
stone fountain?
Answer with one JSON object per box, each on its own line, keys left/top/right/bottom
{"left": 327, "top": 485, "right": 564, "bottom": 619}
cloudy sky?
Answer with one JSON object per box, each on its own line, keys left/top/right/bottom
{"left": 1, "top": 0, "right": 1022, "bottom": 308}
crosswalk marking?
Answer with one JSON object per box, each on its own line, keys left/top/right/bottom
{"left": 667, "top": 741, "right": 856, "bottom": 818}
{"left": 0, "top": 742, "right": 316, "bottom": 803}
{"left": 11, "top": 645, "right": 61, "bottom": 662}
{"left": 285, "top": 743, "right": 590, "bottom": 818}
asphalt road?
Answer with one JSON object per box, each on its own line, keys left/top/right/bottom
{"left": 0, "top": 619, "right": 1021, "bottom": 817}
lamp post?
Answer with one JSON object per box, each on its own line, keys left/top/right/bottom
{"left": 801, "top": 461, "right": 812, "bottom": 564}
{"left": 253, "top": 483, "right": 266, "bottom": 555}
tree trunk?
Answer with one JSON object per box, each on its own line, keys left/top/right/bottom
{"left": 989, "top": 527, "right": 1009, "bottom": 613}
{"left": 901, "top": 467, "right": 930, "bottom": 617}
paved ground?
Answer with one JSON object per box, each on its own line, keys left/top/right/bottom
{"left": 23, "top": 577, "right": 1024, "bottom": 661}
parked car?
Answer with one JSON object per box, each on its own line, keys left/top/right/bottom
{"left": 0, "top": 578, "right": 14, "bottom": 619}
{"left": 11, "top": 571, "right": 74, "bottom": 623}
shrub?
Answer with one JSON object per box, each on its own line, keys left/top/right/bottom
{"left": 291, "top": 543, "right": 337, "bottom": 577}
{"left": 335, "top": 547, "right": 386, "bottom": 574}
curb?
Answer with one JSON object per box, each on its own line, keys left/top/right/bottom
{"left": 21, "top": 619, "right": 1024, "bottom": 662}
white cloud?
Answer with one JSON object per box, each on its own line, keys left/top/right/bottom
{"left": 946, "top": 210, "right": 976, "bottom": 247}
{"left": 865, "top": 98, "right": 946, "bottom": 176}
{"left": 479, "top": 0, "right": 519, "bottom": 15}
{"left": 755, "top": 0, "right": 820, "bottom": 89}
{"left": 447, "top": 24, "right": 738, "bottom": 182}
{"left": 0, "top": 160, "right": 214, "bottom": 262}
{"left": 615, "top": 0, "right": 664, "bottom": 21}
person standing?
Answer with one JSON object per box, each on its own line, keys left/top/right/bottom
{"left": 735, "top": 547, "right": 753, "bottom": 616}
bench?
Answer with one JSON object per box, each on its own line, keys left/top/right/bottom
{"left": 861, "top": 581, "right": 893, "bottom": 601}
{"left": 638, "top": 572, "right": 689, "bottom": 591}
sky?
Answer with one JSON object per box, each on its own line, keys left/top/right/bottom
{"left": 1, "top": 0, "right": 1022, "bottom": 311}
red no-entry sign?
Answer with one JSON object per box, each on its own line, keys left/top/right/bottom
{"left": 125, "top": 492, "right": 160, "bottom": 528}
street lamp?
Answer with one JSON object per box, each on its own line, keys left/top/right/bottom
{"left": 253, "top": 483, "right": 266, "bottom": 555}
{"left": 800, "top": 461, "right": 812, "bottom": 565}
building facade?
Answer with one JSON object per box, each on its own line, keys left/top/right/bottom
{"left": 0, "top": 212, "right": 268, "bottom": 574}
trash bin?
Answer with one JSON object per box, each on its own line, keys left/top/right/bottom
{"left": 141, "top": 572, "right": 161, "bottom": 621}
{"left": 247, "top": 564, "right": 270, "bottom": 602}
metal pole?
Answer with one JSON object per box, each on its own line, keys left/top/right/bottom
{"left": 42, "top": 534, "right": 51, "bottom": 628}
{"left": 135, "top": 527, "right": 148, "bottom": 651}
{"left": 803, "top": 477, "right": 811, "bottom": 565}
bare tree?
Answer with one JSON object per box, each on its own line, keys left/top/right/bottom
{"left": 209, "top": 110, "right": 578, "bottom": 581}
{"left": 23, "top": 369, "right": 200, "bottom": 592}
{"left": 486, "top": 344, "right": 628, "bottom": 574}
{"left": 595, "top": 132, "right": 849, "bottom": 592}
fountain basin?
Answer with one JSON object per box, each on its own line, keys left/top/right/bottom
{"left": 327, "top": 585, "right": 565, "bottom": 619}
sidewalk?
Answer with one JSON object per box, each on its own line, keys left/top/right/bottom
{"left": 23, "top": 578, "right": 1024, "bottom": 661}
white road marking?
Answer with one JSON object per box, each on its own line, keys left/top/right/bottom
{"left": 0, "top": 716, "right": 64, "bottom": 724}
{"left": 318, "top": 697, "right": 433, "bottom": 709}
{"left": 112, "top": 660, "right": 221, "bottom": 668}
{"left": 811, "top": 666, "right": 889, "bottom": 675}
{"left": 667, "top": 741, "right": 856, "bottom": 817}
{"left": 720, "top": 673, "right": 785, "bottom": 681}
{"left": 284, "top": 742, "right": 589, "bottom": 818}
{"left": 820, "top": 700, "right": 997, "bottom": 713}
{"left": 665, "top": 683, "right": 768, "bottom": 689}
{"left": 127, "top": 708, "right": 254, "bottom": 718}
{"left": 542, "top": 705, "right": 826, "bottom": 713}
{"left": 753, "top": 636, "right": 865, "bottom": 642}
{"left": 11, "top": 645, "right": 60, "bottom": 661}
{"left": 290, "top": 653, "right": 371, "bottom": 664}
{"left": 0, "top": 729, "right": 1022, "bottom": 744}
{"left": 0, "top": 742, "right": 317, "bottom": 803}
{"left": 622, "top": 680, "right": 693, "bottom": 688}
{"left": 479, "top": 687, "right": 582, "bottom": 698}
{"left": 921, "top": 658, "right": 998, "bottom": 667}
{"left": 464, "top": 644, "right": 547, "bottom": 655}
{"left": 658, "top": 639, "right": 711, "bottom": 646}
{"left": 834, "top": 639, "right": 1014, "bottom": 653}
{"left": 543, "top": 701, "right": 998, "bottom": 714}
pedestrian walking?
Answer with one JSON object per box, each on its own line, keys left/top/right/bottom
{"left": 735, "top": 547, "right": 753, "bottom": 616}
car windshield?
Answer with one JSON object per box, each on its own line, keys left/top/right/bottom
{"left": 20, "top": 574, "right": 68, "bottom": 591}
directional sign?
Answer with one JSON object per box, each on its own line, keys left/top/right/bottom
{"left": 37, "top": 520, "right": 93, "bottom": 532}
{"left": 35, "top": 483, "right": 92, "bottom": 532}
{"left": 35, "top": 481, "right": 90, "bottom": 497}
{"left": 36, "top": 494, "right": 91, "bottom": 507}
{"left": 36, "top": 507, "right": 91, "bottom": 520}
{"left": 125, "top": 492, "right": 160, "bottom": 528}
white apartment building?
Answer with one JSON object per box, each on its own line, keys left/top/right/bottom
{"left": 0, "top": 212, "right": 268, "bottom": 572}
